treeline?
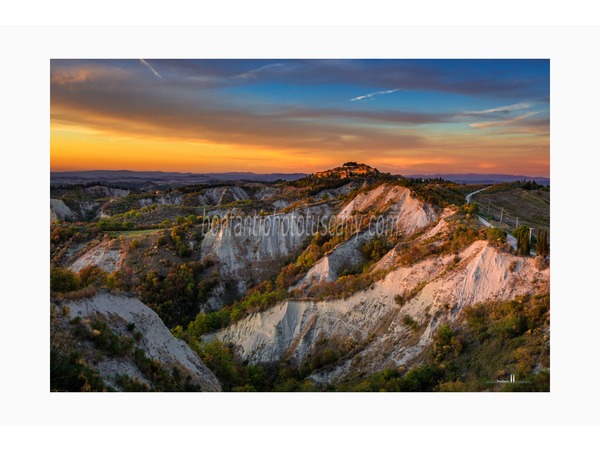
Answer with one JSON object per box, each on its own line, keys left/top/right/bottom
{"left": 486, "top": 180, "right": 549, "bottom": 194}
{"left": 51, "top": 181, "right": 135, "bottom": 191}
{"left": 50, "top": 265, "right": 122, "bottom": 296}
{"left": 396, "top": 178, "right": 466, "bottom": 207}
{"left": 285, "top": 171, "right": 394, "bottom": 197}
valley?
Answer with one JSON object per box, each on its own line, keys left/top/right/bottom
{"left": 50, "top": 165, "right": 550, "bottom": 392}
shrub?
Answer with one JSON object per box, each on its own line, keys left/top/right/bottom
{"left": 460, "top": 203, "right": 479, "bottom": 215}
{"left": 400, "top": 365, "right": 444, "bottom": 391}
{"left": 78, "top": 265, "right": 108, "bottom": 287}
{"left": 437, "top": 380, "right": 468, "bottom": 392}
{"left": 104, "top": 272, "right": 125, "bottom": 291}
{"left": 60, "top": 285, "right": 98, "bottom": 300}
{"left": 402, "top": 314, "right": 419, "bottom": 331}
{"left": 432, "top": 324, "right": 462, "bottom": 362}
{"left": 486, "top": 227, "right": 506, "bottom": 246}
{"left": 394, "top": 294, "right": 407, "bottom": 307}
{"left": 89, "top": 319, "right": 135, "bottom": 357}
{"left": 51, "top": 267, "right": 80, "bottom": 293}
{"left": 362, "top": 238, "right": 390, "bottom": 262}
{"left": 50, "top": 347, "right": 106, "bottom": 392}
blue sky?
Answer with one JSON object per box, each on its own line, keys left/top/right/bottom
{"left": 51, "top": 59, "right": 549, "bottom": 176}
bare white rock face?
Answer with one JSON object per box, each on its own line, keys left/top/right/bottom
{"left": 208, "top": 239, "right": 548, "bottom": 384}
{"left": 50, "top": 199, "right": 75, "bottom": 222}
{"left": 69, "top": 243, "right": 125, "bottom": 273}
{"left": 200, "top": 204, "right": 333, "bottom": 288}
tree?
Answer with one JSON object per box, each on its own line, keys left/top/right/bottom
{"left": 461, "top": 203, "right": 478, "bottom": 215}
{"left": 50, "top": 267, "right": 80, "bottom": 293}
{"left": 513, "top": 226, "right": 530, "bottom": 256}
{"left": 536, "top": 228, "right": 549, "bottom": 257}
{"left": 362, "top": 238, "right": 389, "bottom": 261}
{"left": 78, "top": 265, "right": 108, "bottom": 287}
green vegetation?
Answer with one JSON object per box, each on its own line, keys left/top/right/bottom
{"left": 361, "top": 238, "right": 391, "bottom": 262}
{"left": 275, "top": 232, "right": 346, "bottom": 289}
{"left": 394, "top": 294, "right": 408, "bottom": 307}
{"left": 336, "top": 293, "right": 549, "bottom": 391}
{"left": 184, "top": 339, "right": 266, "bottom": 391}
{"left": 50, "top": 265, "right": 116, "bottom": 296}
{"left": 460, "top": 203, "right": 479, "bottom": 215}
{"left": 132, "top": 347, "right": 202, "bottom": 391}
{"left": 50, "top": 347, "right": 108, "bottom": 392}
{"left": 197, "top": 292, "right": 550, "bottom": 392}
{"left": 286, "top": 172, "right": 389, "bottom": 197}
{"left": 50, "top": 332, "right": 108, "bottom": 392}
{"left": 396, "top": 178, "right": 469, "bottom": 207}
{"left": 108, "top": 229, "right": 161, "bottom": 237}
{"left": 51, "top": 173, "right": 550, "bottom": 392}
{"left": 402, "top": 314, "right": 420, "bottom": 331}
{"left": 50, "top": 267, "right": 81, "bottom": 293}
{"left": 306, "top": 272, "right": 378, "bottom": 301}
{"left": 513, "top": 225, "right": 531, "bottom": 256}
{"left": 137, "top": 261, "right": 218, "bottom": 328}
{"left": 393, "top": 216, "right": 481, "bottom": 270}
{"left": 51, "top": 223, "right": 92, "bottom": 247}
{"left": 485, "top": 227, "right": 506, "bottom": 246}
{"left": 536, "top": 228, "right": 549, "bottom": 257}
{"left": 184, "top": 281, "right": 289, "bottom": 336}
{"left": 58, "top": 315, "right": 201, "bottom": 391}
{"left": 471, "top": 183, "right": 550, "bottom": 231}
{"left": 71, "top": 317, "right": 136, "bottom": 357}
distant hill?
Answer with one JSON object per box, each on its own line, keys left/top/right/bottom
{"left": 51, "top": 170, "right": 307, "bottom": 188}
{"left": 51, "top": 169, "right": 549, "bottom": 189}
{"left": 406, "top": 173, "right": 550, "bottom": 185}
{"left": 315, "top": 162, "right": 379, "bottom": 179}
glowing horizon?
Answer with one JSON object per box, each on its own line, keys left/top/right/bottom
{"left": 51, "top": 59, "right": 550, "bottom": 177}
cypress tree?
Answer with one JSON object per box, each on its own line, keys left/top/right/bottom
{"left": 536, "top": 229, "right": 549, "bottom": 257}
{"left": 513, "top": 225, "right": 531, "bottom": 256}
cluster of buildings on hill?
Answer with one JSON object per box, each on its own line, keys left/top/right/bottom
{"left": 315, "top": 162, "right": 379, "bottom": 179}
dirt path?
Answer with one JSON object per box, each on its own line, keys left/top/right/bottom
{"left": 466, "top": 186, "right": 491, "bottom": 204}
{"left": 467, "top": 187, "right": 517, "bottom": 251}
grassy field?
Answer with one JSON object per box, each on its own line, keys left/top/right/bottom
{"left": 471, "top": 187, "right": 550, "bottom": 232}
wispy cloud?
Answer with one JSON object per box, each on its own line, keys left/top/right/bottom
{"left": 466, "top": 102, "right": 530, "bottom": 115}
{"left": 469, "top": 112, "right": 537, "bottom": 129}
{"left": 350, "top": 88, "right": 401, "bottom": 102}
{"left": 235, "top": 63, "right": 285, "bottom": 79}
{"left": 139, "top": 59, "right": 162, "bottom": 79}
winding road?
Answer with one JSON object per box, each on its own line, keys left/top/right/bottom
{"left": 465, "top": 186, "right": 491, "bottom": 204}
{"left": 465, "top": 186, "right": 517, "bottom": 250}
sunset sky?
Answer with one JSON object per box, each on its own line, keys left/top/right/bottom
{"left": 51, "top": 59, "right": 549, "bottom": 176}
